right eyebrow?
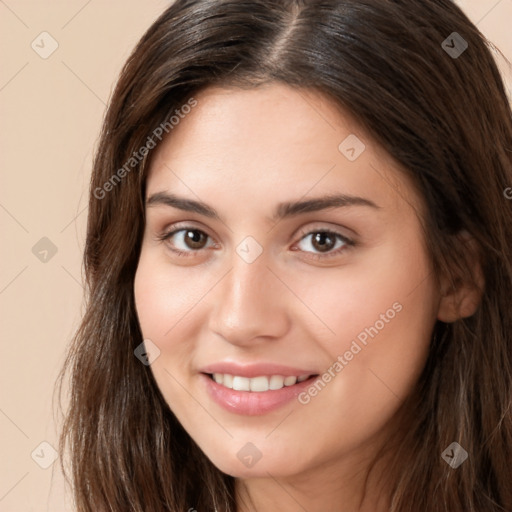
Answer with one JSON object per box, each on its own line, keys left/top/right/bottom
{"left": 147, "top": 192, "right": 219, "bottom": 219}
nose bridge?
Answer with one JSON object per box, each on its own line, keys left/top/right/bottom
{"left": 209, "top": 252, "right": 288, "bottom": 344}
{"left": 221, "top": 254, "right": 273, "bottom": 320}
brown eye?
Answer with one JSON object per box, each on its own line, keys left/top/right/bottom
{"left": 311, "top": 232, "right": 336, "bottom": 252}
{"left": 183, "top": 229, "right": 208, "bottom": 250}
{"left": 294, "top": 229, "right": 354, "bottom": 260}
{"left": 160, "top": 227, "right": 214, "bottom": 255}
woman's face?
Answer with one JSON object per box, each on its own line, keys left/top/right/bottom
{"left": 134, "top": 83, "right": 442, "bottom": 480}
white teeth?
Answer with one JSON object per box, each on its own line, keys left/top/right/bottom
{"left": 232, "top": 376, "right": 250, "bottom": 391}
{"left": 211, "top": 373, "right": 312, "bottom": 392}
{"left": 284, "top": 376, "right": 298, "bottom": 386}
{"left": 250, "top": 376, "right": 269, "bottom": 392}
{"left": 223, "top": 374, "right": 233, "bottom": 389}
{"left": 269, "top": 375, "right": 285, "bottom": 390}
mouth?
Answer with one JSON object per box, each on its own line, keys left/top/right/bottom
{"left": 204, "top": 372, "right": 318, "bottom": 392}
{"left": 200, "top": 371, "right": 320, "bottom": 415}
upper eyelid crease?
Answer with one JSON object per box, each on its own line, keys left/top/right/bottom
{"left": 146, "top": 191, "right": 381, "bottom": 223}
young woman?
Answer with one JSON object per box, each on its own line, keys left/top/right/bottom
{"left": 56, "top": 0, "right": 512, "bottom": 510}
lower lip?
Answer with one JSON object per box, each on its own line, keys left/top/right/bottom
{"left": 200, "top": 373, "right": 317, "bottom": 415}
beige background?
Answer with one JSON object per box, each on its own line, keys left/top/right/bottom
{"left": 1, "top": 1, "right": 511, "bottom": 510}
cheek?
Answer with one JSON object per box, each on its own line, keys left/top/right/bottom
{"left": 133, "top": 251, "right": 196, "bottom": 379}
{"left": 297, "top": 241, "right": 437, "bottom": 426}
{"left": 133, "top": 254, "right": 197, "bottom": 415}
{"left": 134, "top": 249, "right": 213, "bottom": 341}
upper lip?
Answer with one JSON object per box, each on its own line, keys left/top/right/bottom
{"left": 199, "top": 362, "right": 318, "bottom": 378}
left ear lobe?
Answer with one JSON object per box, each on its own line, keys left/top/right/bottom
{"left": 437, "top": 231, "right": 485, "bottom": 323}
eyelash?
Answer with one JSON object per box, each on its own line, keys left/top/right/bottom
{"left": 156, "top": 225, "right": 355, "bottom": 261}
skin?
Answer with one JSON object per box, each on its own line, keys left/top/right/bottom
{"left": 134, "top": 83, "right": 480, "bottom": 511}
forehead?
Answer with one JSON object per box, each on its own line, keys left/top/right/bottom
{"left": 145, "top": 83, "right": 423, "bottom": 219}
{"left": 151, "top": 83, "right": 362, "bottom": 165}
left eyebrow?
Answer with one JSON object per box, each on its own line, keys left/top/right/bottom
{"left": 274, "top": 194, "right": 380, "bottom": 220}
{"left": 146, "top": 191, "right": 380, "bottom": 222}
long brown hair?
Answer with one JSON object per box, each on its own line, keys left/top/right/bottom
{"left": 55, "top": 1, "right": 512, "bottom": 510}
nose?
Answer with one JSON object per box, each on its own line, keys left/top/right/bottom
{"left": 208, "top": 254, "right": 290, "bottom": 347}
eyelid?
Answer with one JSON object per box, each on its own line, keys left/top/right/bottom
{"left": 294, "top": 221, "right": 357, "bottom": 240}
{"left": 294, "top": 222, "right": 354, "bottom": 240}
{"left": 156, "top": 220, "right": 215, "bottom": 241}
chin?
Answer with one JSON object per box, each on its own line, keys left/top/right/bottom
{"left": 203, "top": 444, "right": 306, "bottom": 479}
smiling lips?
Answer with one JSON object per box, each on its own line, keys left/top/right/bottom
{"left": 199, "top": 362, "right": 319, "bottom": 414}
